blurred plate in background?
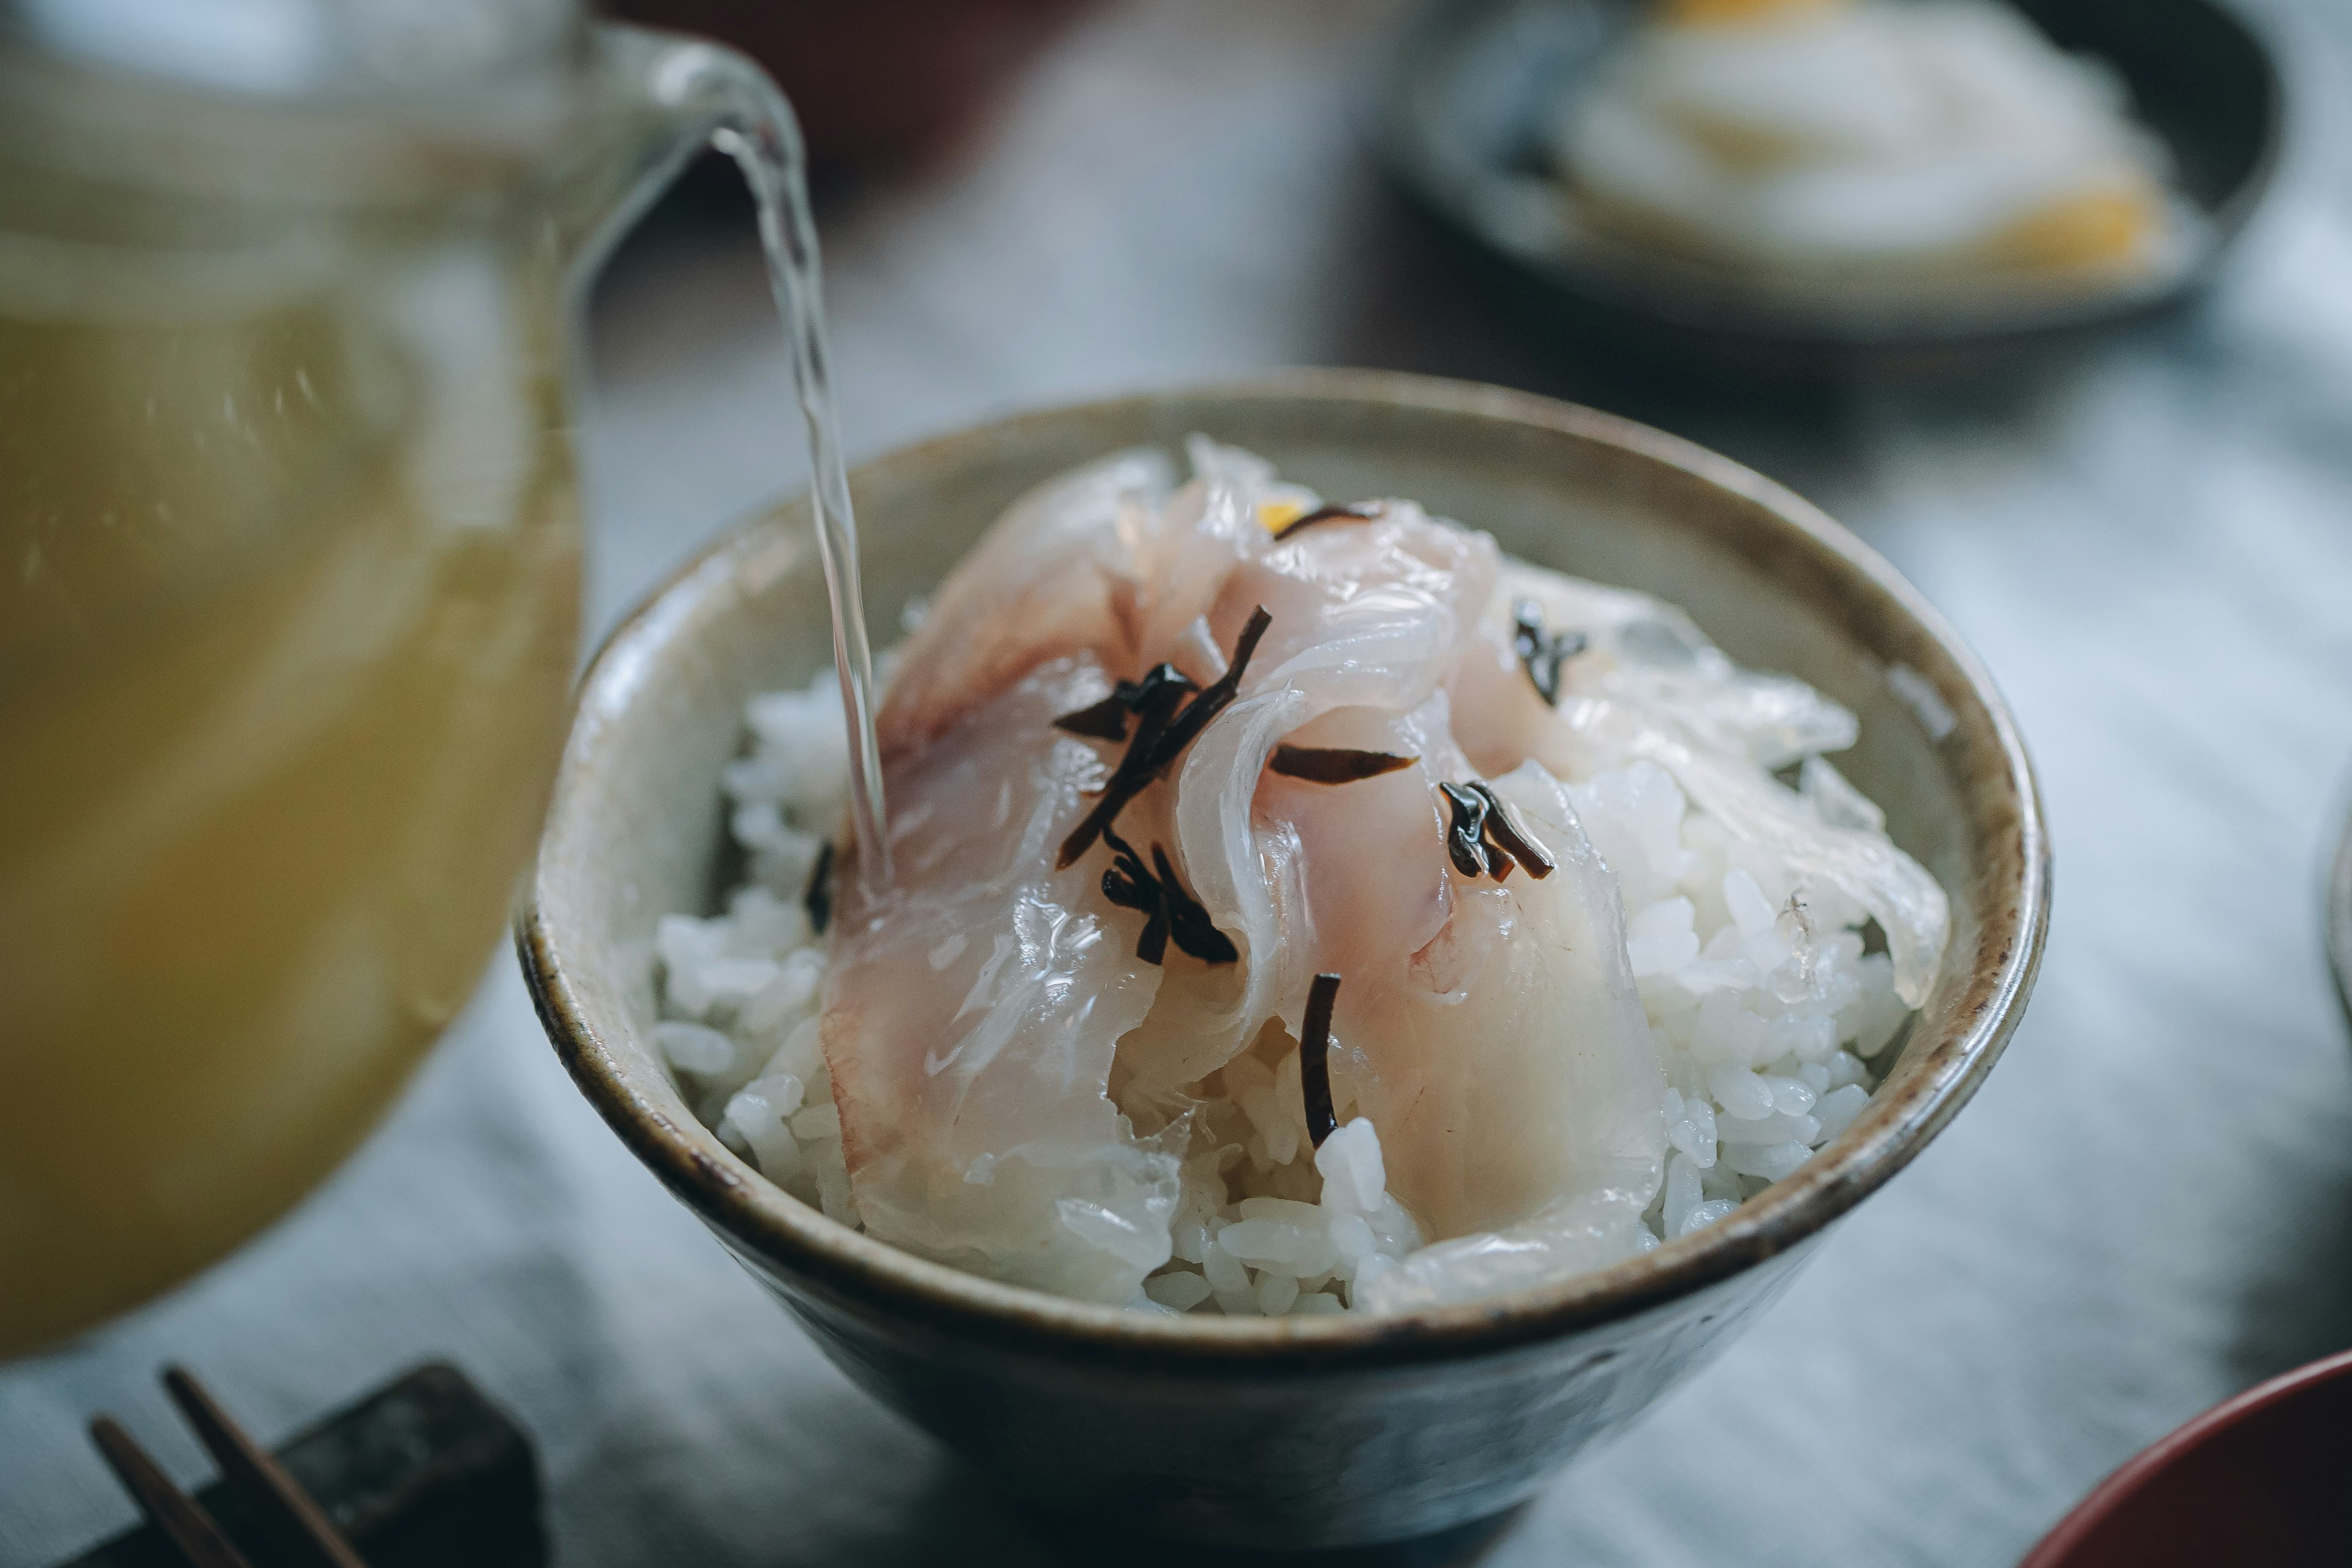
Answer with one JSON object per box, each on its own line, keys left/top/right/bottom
{"left": 1379, "top": 0, "right": 2285, "bottom": 381}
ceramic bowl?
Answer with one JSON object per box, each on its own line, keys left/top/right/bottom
{"left": 2019, "top": 1348, "right": 2352, "bottom": 1567}
{"left": 2328, "top": 791, "right": 2351, "bottom": 1030}
{"left": 1379, "top": 0, "right": 2285, "bottom": 381}
{"left": 517, "top": 370, "right": 2048, "bottom": 1550}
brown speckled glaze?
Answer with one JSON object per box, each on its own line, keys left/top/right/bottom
{"left": 2330, "top": 798, "right": 2352, "bottom": 1032}
{"left": 518, "top": 371, "right": 2049, "bottom": 1550}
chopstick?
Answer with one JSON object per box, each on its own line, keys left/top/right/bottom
{"left": 85, "top": 1368, "right": 370, "bottom": 1568}
{"left": 86, "top": 1416, "right": 257, "bottom": 1568}
{"left": 164, "top": 1367, "right": 369, "bottom": 1568}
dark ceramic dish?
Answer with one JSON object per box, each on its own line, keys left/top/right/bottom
{"left": 2019, "top": 1348, "right": 2352, "bottom": 1567}
{"left": 1379, "top": 0, "right": 2285, "bottom": 381}
{"left": 518, "top": 371, "right": 2048, "bottom": 1550}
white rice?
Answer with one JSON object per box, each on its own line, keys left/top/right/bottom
{"left": 652, "top": 667, "right": 861, "bottom": 1229}
{"left": 655, "top": 639, "right": 1915, "bottom": 1316}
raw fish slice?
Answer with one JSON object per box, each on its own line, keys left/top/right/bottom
{"left": 1128, "top": 464, "right": 1268, "bottom": 668}
{"left": 1153, "top": 683, "right": 1310, "bottom": 1080}
{"left": 1104, "top": 946, "right": 1259, "bottom": 1120}
{"left": 1120, "top": 695, "right": 1463, "bottom": 1110}
{"left": 1313, "top": 761, "right": 1666, "bottom": 1240}
{"left": 823, "top": 658, "right": 1180, "bottom": 1303}
{"left": 881, "top": 443, "right": 1290, "bottom": 758}
{"left": 879, "top": 449, "right": 1172, "bottom": 758}
{"left": 1232, "top": 499, "right": 1498, "bottom": 716}
{"left": 1496, "top": 562, "right": 1858, "bottom": 767}
{"left": 1452, "top": 560, "right": 1948, "bottom": 1005}
{"left": 1166, "top": 503, "right": 1501, "bottom": 1077}
{"left": 826, "top": 451, "right": 1307, "bottom": 1298}
{"left": 1159, "top": 516, "right": 1665, "bottom": 1243}
{"left": 1255, "top": 701, "right": 1454, "bottom": 984}
{"left": 1568, "top": 699, "right": 1947, "bottom": 1005}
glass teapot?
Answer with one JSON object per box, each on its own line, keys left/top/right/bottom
{"left": 0, "top": 0, "right": 826, "bottom": 1358}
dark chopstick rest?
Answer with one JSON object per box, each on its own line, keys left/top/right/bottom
{"left": 59, "top": 1364, "right": 543, "bottom": 1568}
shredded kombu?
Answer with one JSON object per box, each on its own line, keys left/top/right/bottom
{"left": 1268, "top": 744, "right": 1417, "bottom": 784}
{"left": 1512, "top": 599, "right": 1588, "bottom": 707}
{"left": 1099, "top": 824, "right": 1238, "bottom": 966}
{"left": 1148, "top": 606, "right": 1274, "bottom": 776}
{"left": 1271, "top": 502, "right": 1379, "bottom": 541}
{"left": 1052, "top": 609, "right": 1273, "bottom": 964}
{"left": 804, "top": 840, "right": 835, "bottom": 934}
{"left": 1439, "top": 781, "right": 1501, "bottom": 878}
{"left": 1438, "top": 779, "right": 1557, "bottom": 883}
{"left": 1466, "top": 780, "right": 1555, "bottom": 879}
{"left": 1051, "top": 662, "right": 1197, "bottom": 743}
{"left": 1299, "top": 973, "right": 1341, "bottom": 1148}
{"left": 1055, "top": 606, "right": 1273, "bottom": 870}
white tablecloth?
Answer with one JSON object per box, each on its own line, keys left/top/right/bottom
{"left": 9, "top": 2, "right": 2352, "bottom": 1562}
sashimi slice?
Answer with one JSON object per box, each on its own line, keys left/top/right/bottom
{"left": 1455, "top": 560, "right": 1948, "bottom": 1005}
{"left": 1305, "top": 760, "right": 1666, "bottom": 1241}
{"left": 823, "top": 659, "right": 1180, "bottom": 1303}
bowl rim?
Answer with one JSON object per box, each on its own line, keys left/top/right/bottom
{"left": 2016, "top": 1346, "right": 2352, "bottom": 1567}
{"left": 1376, "top": 0, "right": 2289, "bottom": 356}
{"left": 2326, "top": 784, "right": 2352, "bottom": 1031}
{"left": 518, "top": 367, "right": 2050, "bottom": 1371}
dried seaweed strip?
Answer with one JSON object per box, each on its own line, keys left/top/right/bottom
{"left": 1097, "top": 826, "right": 1235, "bottom": 966}
{"left": 1466, "top": 780, "right": 1555, "bottom": 880}
{"left": 1438, "top": 781, "right": 1513, "bottom": 879}
{"left": 1146, "top": 606, "right": 1273, "bottom": 779}
{"left": 1268, "top": 744, "right": 1417, "bottom": 784}
{"left": 1154, "top": 844, "right": 1238, "bottom": 963}
{"left": 1299, "top": 973, "right": 1341, "bottom": 1148}
{"left": 1099, "top": 826, "right": 1169, "bottom": 965}
{"left": 1512, "top": 599, "right": 1589, "bottom": 707}
{"left": 805, "top": 840, "right": 835, "bottom": 934}
{"left": 1055, "top": 669, "right": 1193, "bottom": 868}
{"left": 1052, "top": 663, "right": 1198, "bottom": 742}
{"left": 1055, "top": 606, "right": 1273, "bottom": 869}
{"left": 1271, "top": 502, "right": 1379, "bottom": 541}
{"left": 1052, "top": 695, "right": 1133, "bottom": 741}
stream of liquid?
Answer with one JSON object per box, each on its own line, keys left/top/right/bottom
{"left": 713, "top": 90, "right": 892, "bottom": 889}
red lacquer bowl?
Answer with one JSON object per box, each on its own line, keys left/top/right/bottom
{"left": 2020, "top": 1349, "right": 2352, "bottom": 1567}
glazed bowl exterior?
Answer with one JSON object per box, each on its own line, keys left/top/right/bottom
{"left": 2328, "top": 788, "right": 2351, "bottom": 1031}
{"left": 518, "top": 371, "right": 2048, "bottom": 1548}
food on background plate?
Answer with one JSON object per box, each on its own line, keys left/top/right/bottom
{"left": 1551, "top": 0, "right": 2186, "bottom": 290}
{"left": 650, "top": 442, "right": 1947, "bottom": 1316}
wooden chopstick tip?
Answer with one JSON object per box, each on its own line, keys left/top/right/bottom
{"left": 87, "top": 1412, "right": 258, "bottom": 1568}
{"left": 157, "top": 1365, "right": 371, "bottom": 1568}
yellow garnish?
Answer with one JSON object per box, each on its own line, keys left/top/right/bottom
{"left": 1985, "top": 187, "right": 2156, "bottom": 270}
{"left": 1665, "top": 0, "right": 1844, "bottom": 26}
{"left": 1257, "top": 499, "right": 1306, "bottom": 535}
